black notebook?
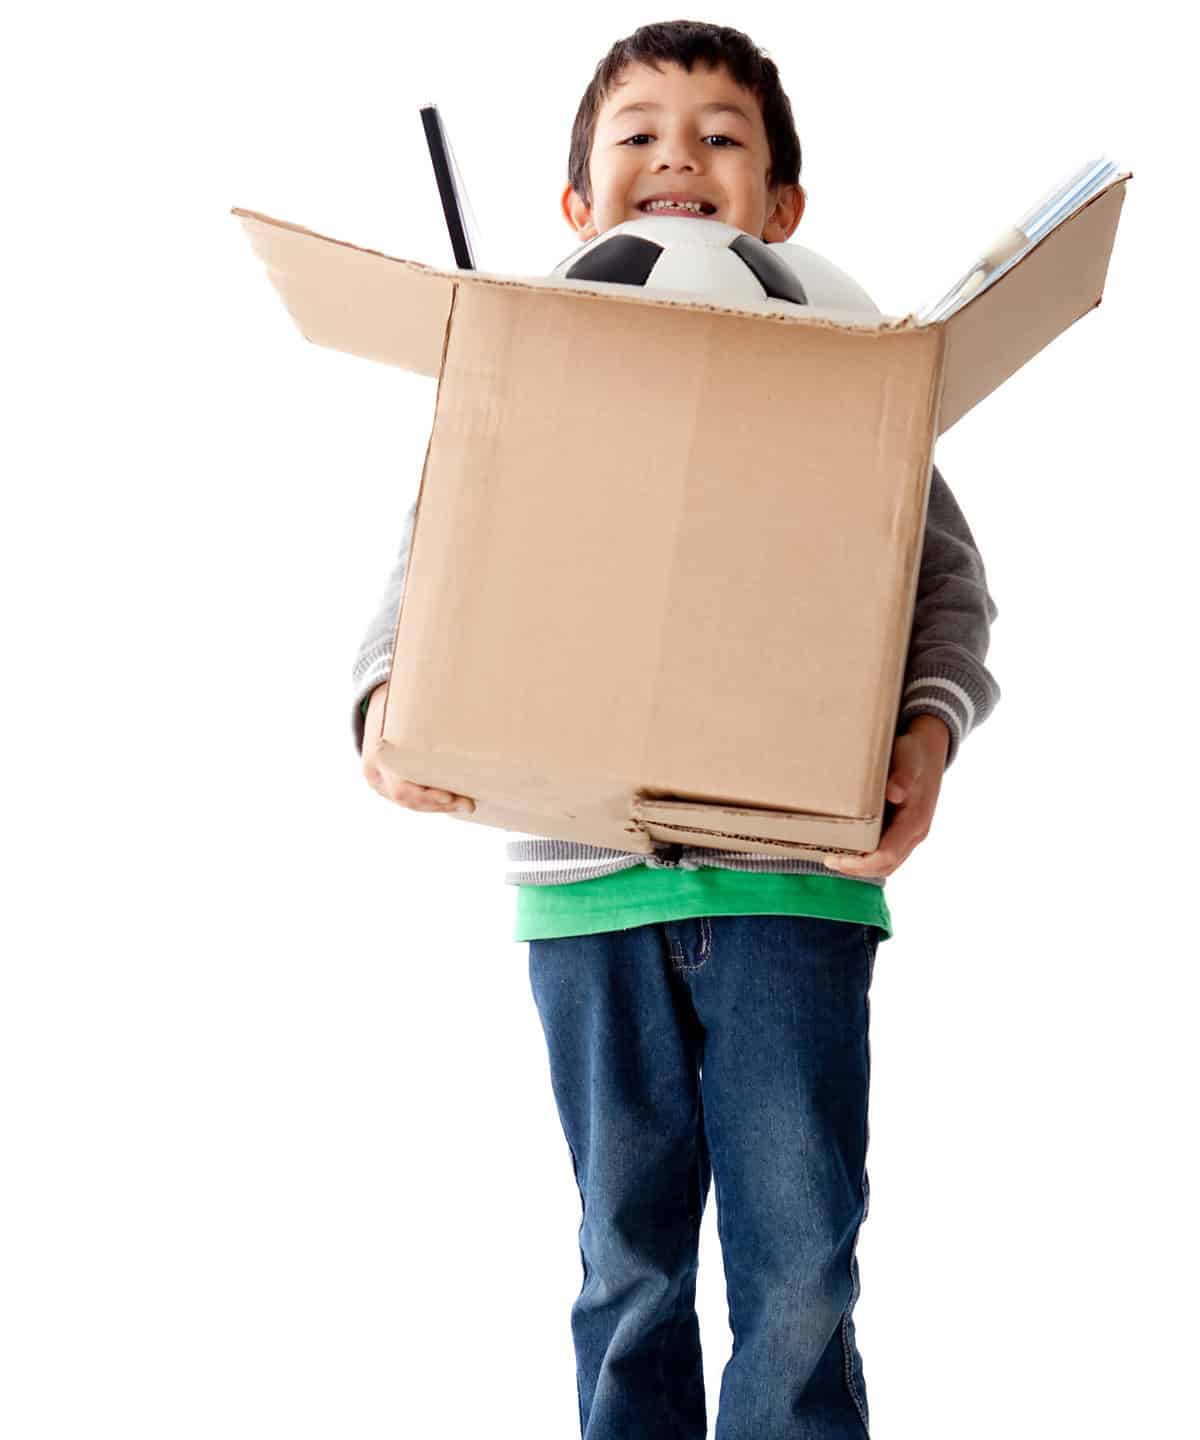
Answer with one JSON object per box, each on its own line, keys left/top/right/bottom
{"left": 419, "top": 104, "right": 481, "bottom": 271}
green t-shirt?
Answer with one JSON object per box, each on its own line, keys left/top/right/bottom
{"left": 514, "top": 863, "right": 892, "bottom": 941}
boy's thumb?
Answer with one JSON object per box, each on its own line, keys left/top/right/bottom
{"left": 887, "top": 762, "right": 918, "bottom": 803}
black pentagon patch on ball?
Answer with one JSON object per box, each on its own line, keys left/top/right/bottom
{"left": 730, "top": 235, "right": 808, "bottom": 305}
{"left": 563, "top": 235, "right": 664, "bottom": 286}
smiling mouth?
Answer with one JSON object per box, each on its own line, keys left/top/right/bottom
{"left": 637, "top": 199, "right": 718, "bottom": 216}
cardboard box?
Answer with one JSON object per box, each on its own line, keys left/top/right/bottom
{"left": 233, "top": 175, "right": 1128, "bottom": 859}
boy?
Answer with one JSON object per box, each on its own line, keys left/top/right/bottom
{"left": 354, "top": 21, "right": 1000, "bottom": 1439}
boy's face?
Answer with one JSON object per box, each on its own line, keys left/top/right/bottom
{"left": 562, "top": 60, "right": 805, "bottom": 245}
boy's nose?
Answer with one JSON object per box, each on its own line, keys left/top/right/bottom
{"left": 651, "top": 133, "right": 704, "bottom": 172}
{"left": 653, "top": 155, "right": 699, "bottom": 173}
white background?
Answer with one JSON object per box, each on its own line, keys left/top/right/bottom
{"left": 4, "top": 1, "right": 1196, "bottom": 1435}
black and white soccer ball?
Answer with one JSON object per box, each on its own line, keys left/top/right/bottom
{"left": 551, "top": 214, "right": 809, "bottom": 310}
{"left": 549, "top": 214, "right": 883, "bottom": 319}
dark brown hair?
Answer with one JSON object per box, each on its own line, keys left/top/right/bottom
{"left": 567, "top": 20, "right": 802, "bottom": 207}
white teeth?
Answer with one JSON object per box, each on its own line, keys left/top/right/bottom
{"left": 644, "top": 200, "right": 708, "bottom": 213}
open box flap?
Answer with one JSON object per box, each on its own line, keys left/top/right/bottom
{"left": 933, "top": 175, "right": 1129, "bottom": 433}
{"left": 232, "top": 207, "right": 909, "bottom": 370}
{"left": 232, "top": 208, "right": 456, "bottom": 376}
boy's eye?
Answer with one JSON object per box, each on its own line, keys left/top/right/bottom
{"left": 621, "top": 133, "right": 741, "bottom": 147}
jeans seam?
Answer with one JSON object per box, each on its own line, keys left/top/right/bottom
{"left": 657, "top": 1279, "right": 694, "bottom": 1440}
{"left": 671, "top": 917, "right": 711, "bottom": 973}
{"left": 841, "top": 926, "right": 875, "bottom": 1434}
{"left": 841, "top": 1238, "right": 870, "bottom": 1434}
{"left": 564, "top": 1134, "right": 589, "bottom": 1439}
{"left": 656, "top": 1121, "right": 704, "bottom": 1439}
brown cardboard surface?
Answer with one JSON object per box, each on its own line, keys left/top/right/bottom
{"left": 233, "top": 179, "right": 1128, "bottom": 857}
{"left": 232, "top": 208, "right": 455, "bottom": 375}
{"left": 935, "top": 178, "right": 1128, "bottom": 432}
{"left": 374, "top": 279, "right": 943, "bottom": 853}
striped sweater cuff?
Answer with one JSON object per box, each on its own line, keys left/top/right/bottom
{"left": 898, "top": 665, "right": 994, "bottom": 769}
{"left": 351, "top": 647, "right": 393, "bottom": 755}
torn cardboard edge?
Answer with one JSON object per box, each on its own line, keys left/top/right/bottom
{"left": 634, "top": 797, "right": 879, "bottom": 856}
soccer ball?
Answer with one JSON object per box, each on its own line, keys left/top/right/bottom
{"left": 551, "top": 214, "right": 809, "bottom": 310}
{"left": 550, "top": 214, "right": 882, "bottom": 319}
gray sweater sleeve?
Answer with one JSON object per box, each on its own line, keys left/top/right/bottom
{"left": 896, "top": 463, "right": 1001, "bottom": 767}
{"left": 350, "top": 499, "right": 417, "bottom": 755}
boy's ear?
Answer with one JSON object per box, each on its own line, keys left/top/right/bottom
{"left": 561, "top": 183, "right": 597, "bottom": 240}
{"left": 764, "top": 183, "right": 806, "bottom": 244}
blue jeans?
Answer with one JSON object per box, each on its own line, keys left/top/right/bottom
{"left": 528, "top": 914, "right": 882, "bottom": 1440}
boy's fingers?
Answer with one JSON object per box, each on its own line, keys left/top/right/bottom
{"left": 827, "top": 851, "right": 889, "bottom": 876}
{"left": 396, "top": 783, "right": 475, "bottom": 812}
{"left": 364, "top": 765, "right": 475, "bottom": 812}
{"left": 402, "top": 786, "right": 453, "bottom": 807}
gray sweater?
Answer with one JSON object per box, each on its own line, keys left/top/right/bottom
{"left": 352, "top": 463, "right": 1000, "bottom": 887}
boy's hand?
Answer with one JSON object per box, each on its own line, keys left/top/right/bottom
{"left": 361, "top": 684, "right": 477, "bottom": 815}
{"left": 823, "top": 716, "right": 950, "bottom": 878}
